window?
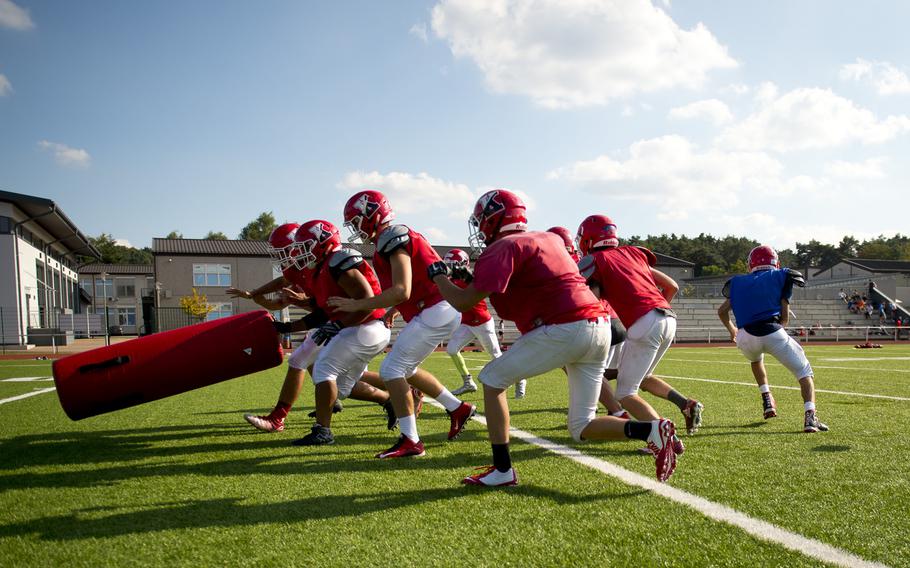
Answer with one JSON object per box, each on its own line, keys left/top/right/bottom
{"left": 193, "top": 264, "right": 231, "bottom": 287}
{"left": 80, "top": 279, "right": 93, "bottom": 294}
{"left": 205, "top": 303, "right": 233, "bottom": 321}
{"left": 94, "top": 278, "right": 114, "bottom": 298}
{"left": 0, "top": 216, "right": 11, "bottom": 234}
{"left": 117, "top": 307, "right": 136, "bottom": 326}
{"left": 115, "top": 278, "right": 136, "bottom": 298}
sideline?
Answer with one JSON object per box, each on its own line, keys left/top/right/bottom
{"left": 656, "top": 374, "right": 910, "bottom": 402}
{"left": 663, "top": 357, "right": 910, "bottom": 374}
{"left": 0, "top": 387, "right": 57, "bottom": 405}
{"left": 427, "top": 398, "right": 889, "bottom": 568}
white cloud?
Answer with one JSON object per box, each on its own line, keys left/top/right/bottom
{"left": 721, "top": 83, "right": 750, "bottom": 96}
{"left": 668, "top": 98, "right": 733, "bottom": 125}
{"left": 824, "top": 157, "right": 887, "bottom": 180}
{"left": 0, "top": 73, "right": 11, "bottom": 96}
{"left": 718, "top": 87, "right": 910, "bottom": 152}
{"left": 114, "top": 238, "right": 133, "bottom": 248}
{"left": 0, "top": 0, "right": 34, "bottom": 30}
{"left": 337, "top": 171, "right": 475, "bottom": 217}
{"left": 38, "top": 140, "right": 92, "bottom": 168}
{"left": 409, "top": 22, "right": 428, "bottom": 43}
{"left": 549, "top": 135, "right": 818, "bottom": 219}
{"left": 753, "top": 81, "right": 778, "bottom": 105}
{"left": 840, "top": 58, "right": 910, "bottom": 95}
{"left": 430, "top": 0, "right": 736, "bottom": 108}
{"left": 424, "top": 227, "right": 450, "bottom": 242}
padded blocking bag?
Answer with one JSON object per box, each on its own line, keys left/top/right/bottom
{"left": 52, "top": 310, "right": 284, "bottom": 420}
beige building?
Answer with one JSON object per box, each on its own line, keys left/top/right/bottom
{"left": 77, "top": 264, "right": 155, "bottom": 335}
{"left": 152, "top": 238, "right": 282, "bottom": 330}
{"left": 1, "top": 190, "right": 100, "bottom": 346}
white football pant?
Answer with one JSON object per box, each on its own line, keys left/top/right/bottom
{"left": 311, "top": 320, "right": 391, "bottom": 398}
{"left": 446, "top": 319, "right": 503, "bottom": 358}
{"left": 735, "top": 327, "right": 813, "bottom": 379}
{"left": 380, "top": 301, "right": 461, "bottom": 380}
{"left": 615, "top": 310, "right": 676, "bottom": 400}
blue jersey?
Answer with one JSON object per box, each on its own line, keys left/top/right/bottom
{"left": 723, "top": 268, "right": 797, "bottom": 329}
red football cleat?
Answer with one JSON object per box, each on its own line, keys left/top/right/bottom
{"left": 646, "top": 418, "right": 678, "bottom": 482}
{"left": 244, "top": 413, "right": 285, "bottom": 432}
{"left": 376, "top": 435, "right": 426, "bottom": 459}
{"left": 447, "top": 402, "right": 476, "bottom": 440}
{"left": 462, "top": 465, "right": 518, "bottom": 487}
{"left": 682, "top": 399, "right": 704, "bottom": 435}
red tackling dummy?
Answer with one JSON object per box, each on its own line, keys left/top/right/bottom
{"left": 52, "top": 310, "right": 284, "bottom": 421}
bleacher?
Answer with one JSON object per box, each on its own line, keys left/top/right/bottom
{"left": 287, "top": 297, "right": 871, "bottom": 347}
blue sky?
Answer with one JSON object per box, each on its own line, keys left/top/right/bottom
{"left": 1, "top": 0, "right": 908, "bottom": 251}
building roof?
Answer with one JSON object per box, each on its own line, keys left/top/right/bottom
{"left": 78, "top": 263, "right": 154, "bottom": 275}
{"left": 152, "top": 238, "right": 271, "bottom": 256}
{"left": 813, "top": 258, "right": 910, "bottom": 277}
{"left": 0, "top": 189, "right": 101, "bottom": 259}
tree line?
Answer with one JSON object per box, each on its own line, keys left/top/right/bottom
{"left": 81, "top": 213, "right": 910, "bottom": 278}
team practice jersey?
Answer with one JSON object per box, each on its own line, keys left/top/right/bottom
{"left": 723, "top": 268, "right": 800, "bottom": 335}
{"left": 372, "top": 225, "right": 444, "bottom": 322}
{"left": 473, "top": 231, "right": 605, "bottom": 334}
{"left": 454, "top": 277, "right": 492, "bottom": 326}
{"left": 311, "top": 250, "right": 385, "bottom": 324}
{"left": 283, "top": 266, "right": 316, "bottom": 297}
{"left": 582, "top": 246, "right": 670, "bottom": 327}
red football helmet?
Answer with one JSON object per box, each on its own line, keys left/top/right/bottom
{"left": 443, "top": 248, "right": 470, "bottom": 268}
{"left": 576, "top": 215, "right": 619, "bottom": 255}
{"left": 469, "top": 189, "right": 528, "bottom": 250}
{"left": 343, "top": 190, "right": 395, "bottom": 243}
{"left": 267, "top": 222, "right": 300, "bottom": 270}
{"left": 292, "top": 220, "right": 342, "bottom": 270}
{"left": 748, "top": 245, "right": 779, "bottom": 272}
{"left": 547, "top": 226, "right": 579, "bottom": 258}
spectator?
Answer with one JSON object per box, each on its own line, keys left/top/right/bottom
{"left": 838, "top": 288, "right": 848, "bottom": 303}
{"left": 865, "top": 303, "right": 874, "bottom": 319}
{"left": 868, "top": 280, "right": 876, "bottom": 297}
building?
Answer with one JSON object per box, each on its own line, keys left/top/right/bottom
{"left": 77, "top": 264, "right": 155, "bottom": 335}
{"left": 152, "top": 238, "right": 281, "bottom": 330}
{"left": 0, "top": 190, "right": 100, "bottom": 346}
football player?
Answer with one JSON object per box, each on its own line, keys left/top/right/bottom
{"left": 229, "top": 222, "right": 393, "bottom": 434}
{"left": 329, "top": 190, "right": 476, "bottom": 459}
{"left": 577, "top": 215, "right": 703, "bottom": 434}
{"left": 431, "top": 189, "right": 679, "bottom": 486}
{"left": 442, "top": 248, "right": 527, "bottom": 399}
{"left": 274, "top": 219, "right": 394, "bottom": 445}
{"left": 547, "top": 226, "right": 581, "bottom": 263}
{"left": 717, "top": 246, "right": 828, "bottom": 432}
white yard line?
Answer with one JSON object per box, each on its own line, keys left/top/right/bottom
{"left": 427, "top": 398, "right": 889, "bottom": 568}
{"left": 655, "top": 374, "right": 910, "bottom": 402}
{"left": 821, "top": 357, "right": 910, "bottom": 362}
{"left": 0, "top": 387, "right": 57, "bottom": 405}
{"left": 1, "top": 377, "right": 53, "bottom": 382}
{"left": 662, "top": 357, "right": 910, "bottom": 374}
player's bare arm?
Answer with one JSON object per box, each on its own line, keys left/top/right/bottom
{"left": 651, "top": 268, "right": 679, "bottom": 303}
{"left": 329, "top": 248, "right": 411, "bottom": 312}
{"left": 779, "top": 298, "right": 790, "bottom": 327}
{"left": 334, "top": 268, "right": 379, "bottom": 327}
{"left": 433, "top": 276, "right": 489, "bottom": 312}
{"left": 717, "top": 299, "right": 737, "bottom": 341}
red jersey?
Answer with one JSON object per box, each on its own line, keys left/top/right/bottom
{"left": 311, "top": 250, "right": 385, "bottom": 323}
{"left": 587, "top": 246, "right": 670, "bottom": 327}
{"left": 473, "top": 231, "right": 605, "bottom": 334}
{"left": 283, "top": 266, "right": 316, "bottom": 296}
{"left": 454, "top": 278, "right": 492, "bottom": 326}
{"left": 372, "top": 225, "right": 445, "bottom": 322}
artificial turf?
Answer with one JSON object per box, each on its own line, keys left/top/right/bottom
{"left": 1, "top": 344, "right": 908, "bottom": 567}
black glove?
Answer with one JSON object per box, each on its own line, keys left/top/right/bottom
{"left": 451, "top": 264, "right": 474, "bottom": 283}
{"left": 311, "top": 320, "right": 343, "bottom": 346}
{"left": 427, "top": 261, "right": 451, "bottom": 281}
{"left": 273, "top": 320, "right": 293, "bottom": 334}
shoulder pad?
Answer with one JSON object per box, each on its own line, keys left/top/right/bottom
{"left": 377, "top": 224, "right": 411, "bottom": 256}
{"left": 329, "top": 248, "right": 364, "bottom": 272}
{"left": 577, "top": 254, "right": 597, "bottom": 280}
{"left": 786, "top": 269, "right": 806, "bottom": 287}
{"left": 636, "top": 246, "right": 658, "bottom": 266}
{"left": 721, "top": 279, "right": 732, "bottom": 298}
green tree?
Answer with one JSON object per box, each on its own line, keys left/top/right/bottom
{"left": 204, "top": 231, "right": 228, "bottom": 240}
{"left": 238, "top": 211, "right": 277, "bottom": 241}
{"left": 180, "top": 288, "right": 215, "bottom": 319}
{"left": 81, "top": 233, "right": 153, "bottom": 265}
{"left": 165, "top": 230, "right": 183, "bottom": 239}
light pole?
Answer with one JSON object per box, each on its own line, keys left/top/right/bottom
{"left": 100, "top": 271, "right": 109, "bottom": 346}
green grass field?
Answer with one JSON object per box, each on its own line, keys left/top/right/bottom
{"left": 1, "top": 344, "right": 909, "bottom": 567}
